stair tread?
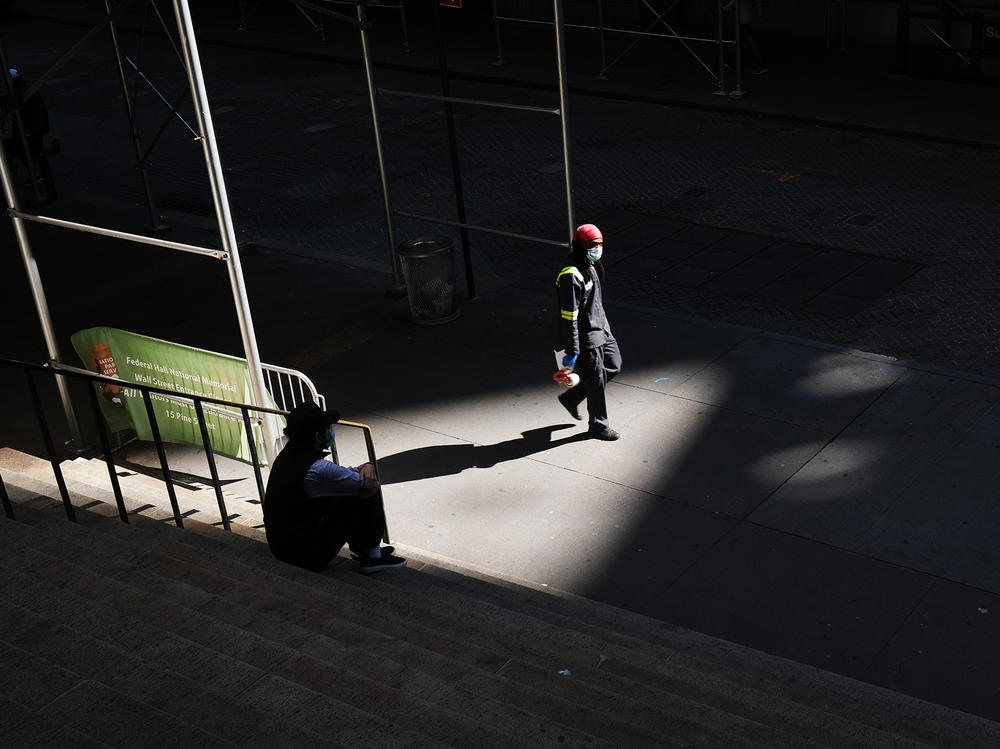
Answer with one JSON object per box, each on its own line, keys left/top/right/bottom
{"left": 2, "top": 497, "right": 824, "bottom": 747}
{"left": 3, "top": 450, "right": 1000, "bottom": 748}
{"left": 0, "top": 506, "right": 684, "bottom": 743}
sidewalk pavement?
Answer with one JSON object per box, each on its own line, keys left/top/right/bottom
{"left": 3, "top": 0, "right": 1000, "bottom": 725}
{"left": 305, "top": 257, "right": 1000, "bottom": 725}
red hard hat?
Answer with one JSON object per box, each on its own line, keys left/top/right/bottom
{"left": 574, "top": 224, "right": 603, "bottom": 243}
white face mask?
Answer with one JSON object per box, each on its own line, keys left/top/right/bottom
{"left": 586, "top": 246, "right": 603, "bottom": 262}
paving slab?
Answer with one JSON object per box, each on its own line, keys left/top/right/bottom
{"left": 669, "top": 334, "right": 905, "bottom": 432}
{"left": 751, "top": 368, "right": 1000, "bottom": 589}
{"left": 655, "top": 523, "right": 935, "bottom": 682}
{"left": 867, "top": 580, "right": 1000, "bottom": 721}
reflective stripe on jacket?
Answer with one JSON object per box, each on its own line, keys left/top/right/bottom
{"left": 555, "top": 263, "right": 609, "bottom": 357}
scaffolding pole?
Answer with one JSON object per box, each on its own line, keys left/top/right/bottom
{"left": 171, "top": 0, "right": 280, "bottom": 464}
{"left": 356, "top": 0, "right": 403, "bottom": 291}
{"left": 104, "top": 0, "right": 168, "bottom": 234}
{"left": 382, "top": 0, "right": 575, "bottom": 267}
{"left": 554, "top": 0, "right": 575, "bottom": 241}
{"left": 0, "top": 90, "right": 86, "bottom": 453}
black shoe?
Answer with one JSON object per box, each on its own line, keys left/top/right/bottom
{"left": 589, "top": 426, "right": 620, "bottom": 441}
{"left": 359, "top": 552, "right": 407, "bottom": 574}
{"left": 558, "top": 390, "right": 583, "bottom": 421}
{"left": 350, "top": 545, "right": 394, "bottom": 560}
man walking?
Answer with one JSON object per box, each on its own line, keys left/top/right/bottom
{"left": 555, "top": 223, "right": 622, "bottom": 441}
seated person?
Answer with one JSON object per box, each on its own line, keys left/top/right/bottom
{"left": 263, "top": 401, "right": 405, "bottom": 573}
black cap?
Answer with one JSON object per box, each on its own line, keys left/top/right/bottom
{"left": 283, "top": 400, "right": 340, "bottom": 439}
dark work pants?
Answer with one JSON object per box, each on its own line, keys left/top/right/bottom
{"left": 561, "top": 334, "right": 622, "bottom": 430}
{"left": 272, "top": 488, "right": 387, "bottom": 571}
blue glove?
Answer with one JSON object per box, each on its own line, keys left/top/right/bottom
{"left": 561, "top": 353, "right": 577, "bottom": 368}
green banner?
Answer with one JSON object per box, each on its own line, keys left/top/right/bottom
{"left": 71, "top": 327, "right": 280, "bottom": 464}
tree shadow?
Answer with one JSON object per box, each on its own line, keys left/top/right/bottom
{"left": 377, "top": 424, "right": 589, "bottom": 485}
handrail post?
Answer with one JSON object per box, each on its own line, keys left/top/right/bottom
{"left": 142, "top": 390, "right": 184, "bottom": 527}
{"left": 193, "top": 399, "right": 231, "bottom": 531}
{"left": 241, "top": 407, "right": 267, "bottom": 506}
{"left": 86, "top": 384, "right": 129, "bottom": 522}
{"left": 24, "top": 369, "right": 76, "bottom": 522}
{"left": 1, "top": 473, "right": 15, "bottom": 520}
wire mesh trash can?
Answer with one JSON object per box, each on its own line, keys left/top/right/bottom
{"left": 397, "top": 236, "right": 461, "bottom": 325}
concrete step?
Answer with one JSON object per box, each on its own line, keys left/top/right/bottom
{"left": 366, "top": 547, "right": 995, "bottom": 749}
{"left": 0, "top": 505, "right": 591, "bottom": 748}
{"left": 0, "top": 598, "right": 345, "bottom": 749}
{"left": 6, "top": 493, "right": 804, "bottom": 748}
{"left": 3, "top": 485, "right": 788, "bottom": 747}
{"left": 0, "top": 693, "right": 112, "bottom": 749}
{"left": 0, "top": 512, "right": 504, "bottom": 748}
{"left": 0, "top": 447, "right": 263, "bottom": 529}
{"left": 0, "top": 635, "right": 243, "bottom": 749}
{"left": 4, "top": 449, "right": 1000, "bottom": 747}
{"left": 6, "top": 491, "right": 724, "bottom": 747}
{"left": 34, "top": 456, "right": 997, "bottom": 748}
{"left": 50, "top": 493, "right": 964, "bottom": 749}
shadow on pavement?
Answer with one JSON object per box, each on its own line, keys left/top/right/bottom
{"left": 377, "top": 424, "right": 590, "bottom": 485}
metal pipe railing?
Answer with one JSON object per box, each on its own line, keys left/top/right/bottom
{"left": 0, "top": 358, "right": 379, "bottom": 531}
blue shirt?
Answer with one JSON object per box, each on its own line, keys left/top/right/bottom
{"left": 303, "top": 458, "right": 377, "bottom": 498}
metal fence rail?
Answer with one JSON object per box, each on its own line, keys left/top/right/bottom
{"left": 0, "top": 358, "right": 380, "bottom": 534}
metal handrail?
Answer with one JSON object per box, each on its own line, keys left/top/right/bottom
{"left": 0, "top": 358, "right": 379, "bottom": 534}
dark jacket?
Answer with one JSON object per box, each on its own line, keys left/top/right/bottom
{"left": 555, "top": 261, "right": 610, "bottom": 358}
{"left": 262, "top": 441, "right": 327, "bottom": 559}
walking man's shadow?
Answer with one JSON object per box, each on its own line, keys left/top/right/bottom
{"left": 377, "top": 424, "right": 589, "bottom": 485}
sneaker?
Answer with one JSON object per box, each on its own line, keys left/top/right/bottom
{"left": 589, "top": 426, "right": 620, "bottom": 441}
{"left": 350, "top": 545, "right": 394, "bottom": 560}
{"left": 359, "top": 552, "right": 407, "bottom": 574}
{"left": 558, "top": 390, "right": 583, "bottom": 421}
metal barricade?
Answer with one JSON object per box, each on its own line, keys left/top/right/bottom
{"left": 0, "top": 357, "right": 381, "bottom": 536}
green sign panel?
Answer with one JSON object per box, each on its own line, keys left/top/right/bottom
{"left": 71, "top": 327, "right": 280, "bottom": 464}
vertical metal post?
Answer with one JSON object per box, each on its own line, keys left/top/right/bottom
{"left": 171, "top": 0, "right": 279, "bottom": 464}
{"left": 399, "top": 0, "right": 411, "bottom": 52}
{"left": 104, "top": 0, "right": 167, "bottom": 234}
{"left": 0, "top": 472, "right": 13, "bottom": 520}
{"left": 434, "top": 1, "right": 475, "bottom": 299}
{"left": 597, "top": 0, "right": 609, "bottom": 80}
{"left": 357, "top": 0, "right": 404, "bottom": 291}
{"left": 0, "top": 102, "right": 86, "bottom": 454}
{"left": 87, "top": 384, "right": 129, "bottom": 522}
{"left": 491, "top": 0, "right": 506, "bottom": 66}
{"left": 897, "top": 1, "right": 910, "bottom": 69}
{"left": 841, "top": 0, "right": 848, "bottom": 51}
{"left": 715, "top": 0, "right": 727, "bottom": 94}
{"left": 141, "top": 389, "right": 183, "bottom": 527}
{"left": 730, "top": 0, "right": 744, "bottom": 98}
{"left": 194, "top": 399, "right": 231, "bottom": 531}
{"left": 25, "top": 370, "right": 76, "bottom": 522}
{"left": 0, "top": 54, "right": 44, "bottom": 205}
{"left": 553, "top": 0, "right": 574, "bottom": 241}
{"left": 241, "top": 407, "right": 266, "bottom": 505}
